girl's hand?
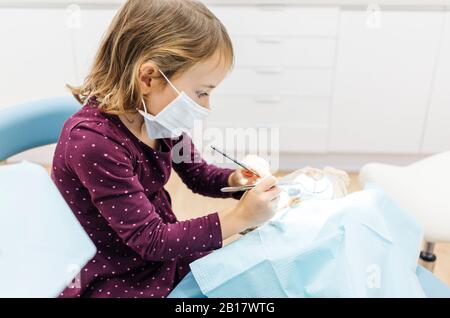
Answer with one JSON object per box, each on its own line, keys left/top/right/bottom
{"left": 228, "top": 155, "right": 271, "bottom": 187}
{"left": 219, "top": 175, "right": 281, "bottom": 239}
{"left": 234, "top": 175, "right": 281, "bottom": 228}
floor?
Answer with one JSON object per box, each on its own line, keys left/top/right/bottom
{"left": 42, "top": 165, "right": 450, "bottom": 287}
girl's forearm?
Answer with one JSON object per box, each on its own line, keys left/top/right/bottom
{"left": 217, "top": 207, "right": 248, "bottom": 240}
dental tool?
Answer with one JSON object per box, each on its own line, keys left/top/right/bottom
{"left": 210, "top": 145, "right": 261, "bottom": 178}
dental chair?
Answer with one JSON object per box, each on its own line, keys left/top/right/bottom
{"left": 0, "top": 96, "right": 97, "bottom": 297}
{"left": 0, "top": 96, "right": 81, "bottom": 162}
{"left": 360, "top": 151, "right": 450, "bottom": 272}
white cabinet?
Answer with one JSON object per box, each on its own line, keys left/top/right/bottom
{"left": 206, "top": 5, "right": 339, "bottom": 153}
{"left": 0, "top": 8, "right": 77, "bottom": 108}
{"left": 215, "top": 68, "right": 333, "bottom": 96}
{"left": 422, "top": 10, "right": 450, "bottom": 153}
{"left": 329, "top": 9, "right": 444, "bottom": 154}
{"left": 208, "top": 95, "right": 330, "bottom": 152}
{"left": 231, "top": 37, "right": 336, "bottom": 68}
{"left": 209, "top": 6, "right": 339, "bottom": 37}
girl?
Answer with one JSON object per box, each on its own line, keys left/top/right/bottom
{"left": 52, "top": 0, "right": 280, "bottom": 298}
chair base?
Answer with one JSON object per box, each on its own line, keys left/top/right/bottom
{"left": 419, "top": 242, "right": 436, "bottom": 272}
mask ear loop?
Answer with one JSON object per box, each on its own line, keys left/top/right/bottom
{"left": 141, "top": 97, "right": 148, "bottom": 114}
{"left": 159, "top": 69, "right": 181, "bottom": 95}
{"left": 139, "top": 69, "right": 180, "bottom": 114}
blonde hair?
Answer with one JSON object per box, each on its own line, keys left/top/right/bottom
{"left": 68, "top": 0, "right": 234, "bottom": 115}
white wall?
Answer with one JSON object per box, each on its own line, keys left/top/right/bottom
{"left": 422, "top": 10, "right": 450, "bottom": 153}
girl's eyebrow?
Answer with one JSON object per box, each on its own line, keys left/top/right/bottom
{"left": 202, "top": 84, "right": 216, "bottom": 89}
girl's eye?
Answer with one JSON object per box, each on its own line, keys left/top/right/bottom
{"left": 197, "top": 92, "right": 209, "bottom": 98}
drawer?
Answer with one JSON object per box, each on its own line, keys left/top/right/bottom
{"left": 215, "top": 68, "right": 333, "bottom": 96}
{"left": 232, "top": 36, "right": 336, "bottom": 68}
{"left": 201, "top": 124, "right": 328, "bottom": 154}
{"left": 279, "top": 125, "right": 328, "bottom": 153}
{"left": 208, "top": 95, "right": 330, "bottom": 127}
{"left": 209, "top": 6, "right": 339, "bottom": 37}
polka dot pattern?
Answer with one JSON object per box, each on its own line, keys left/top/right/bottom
{"left": 51, "top": 100, "right": 235, "bottom": 298}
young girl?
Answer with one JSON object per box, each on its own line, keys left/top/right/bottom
{"left": 52, "top": 0, "right": 280, "bottom": 298}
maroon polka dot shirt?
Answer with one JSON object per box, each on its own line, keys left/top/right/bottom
{"left": 51, "top": 99, "right": 235, "bottom": 298}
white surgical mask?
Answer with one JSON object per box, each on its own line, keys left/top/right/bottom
{"left": 138, "top": 69, "right": 210, "bottom": 139}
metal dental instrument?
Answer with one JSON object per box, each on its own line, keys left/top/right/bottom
{"left": 220, "top": 181, "right": 303, "bottom": 193}
{"left": 210, "top": 145, "right": 261, "bottom": 178}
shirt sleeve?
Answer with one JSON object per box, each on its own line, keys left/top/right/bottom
{"left": 66, "top": 122, "right": 223, "bottom": 261}
{"left": 171, "top": 134, "right": 242, "bottom": 199}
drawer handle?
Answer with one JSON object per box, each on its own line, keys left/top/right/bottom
{"left": 255, "top": 67, "right": 283, "bottom": 74}
{"left": 254, "top": 96, "right": 282, "bottom": 104}
{"left": 256, "top": 37, "right": 283, "bottom": 44}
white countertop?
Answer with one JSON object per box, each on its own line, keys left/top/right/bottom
{"left": 0, "top": 0, "right": 449, "bottom": 7}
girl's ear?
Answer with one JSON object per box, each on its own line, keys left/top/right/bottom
{"left": 138, "top": 61, "right": 159, "bottom": 95}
